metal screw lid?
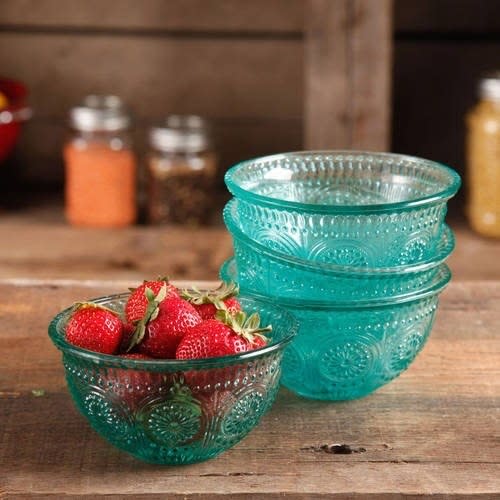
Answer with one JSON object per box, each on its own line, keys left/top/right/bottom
{"left": 149, "top": 115, "right": 212, "bottom": 154}
{"left": 69, "top": 95, "right": 131, "bottom": 132}
{"left": 479, "top": 71, "right": 500, "bottom": 101}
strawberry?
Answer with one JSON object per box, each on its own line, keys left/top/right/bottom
{"left": 181, "top": 282, "right": 241, "bottom": 320}
{"left": 125, "top": 284, "right": 202, "bottom": 358}
{"left": 197, "top": 389, "right": 236, "bottom": 419}
{"left": 125, "top": 277, "right": 179, "bottom": 324}
{"left": 139, "top": 297, "right": 202, "bottom": 358}
{"left": 105, "top": 353, "right": 165, "bottom": 411}
{"left": 176, "top": 310, "right": 271, "bottom": 360}
{"left": 65, "top": 302, "right": 124, "bottom": 354}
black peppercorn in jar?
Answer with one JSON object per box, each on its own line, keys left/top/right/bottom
{"left": 146, "top": 115, "right": 218, "bottom": 225}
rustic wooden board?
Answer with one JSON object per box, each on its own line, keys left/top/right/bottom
{"left": 0, "top": 0, "right": 304, "bottom": 32}
{"left": 304, "top": 0, "right": 392, "bottom": 151}
{"left": 0, "top": 31, "right": 303, "bottom": 183}
{"left": 0, "top": 220, "right": 234, "bottom": 281}
{"left": 0, "top": 34, "right": 303, "bottom": 120}
{"left": 0, "top": 213, "right": 497, "bottom": 282}
{"left": 0, "top": 280, "right": 499, "bottom": 498}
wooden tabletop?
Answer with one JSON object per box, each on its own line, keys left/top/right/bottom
{"left": 0, "top": 206, "right": 499, "bottom": 281}
{"left": 1, "top": 279, "right": 499, "bottom": 498}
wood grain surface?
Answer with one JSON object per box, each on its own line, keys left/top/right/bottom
{"left": 0, "top": 210, "right": 498, "bottom": 282}
{"left": 0, "top": 0, "right": 304, "bottom": 32}
{"left": 304, "top": 0, "right": 392, "bottom": 151}
{"left": 0, "top": 280, "right": 499, "bottom": 498}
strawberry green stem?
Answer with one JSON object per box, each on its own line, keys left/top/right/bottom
{"left": 125, "top": 283, "right": 168, "bottom": 352}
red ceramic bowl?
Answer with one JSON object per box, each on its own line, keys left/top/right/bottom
{"left": 0, "top": 77, "right": 32, "bottom": 163}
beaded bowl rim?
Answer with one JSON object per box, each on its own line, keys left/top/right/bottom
{"left": 224, "top": 151, "right": 461, "bottom": 214}
{"left": 48, "top": 292, "right": 298, "bottom": 371}
{"left": 220, "top": 258, "right": 451, "bottom": 310}
{"left": 224, "top": 201, "right": 455, "bottom": 275}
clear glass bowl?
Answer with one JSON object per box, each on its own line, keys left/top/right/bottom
{"left": 220, "top": 259, "right": 451, "bottom": 400}
{"left": 224, "top": 152, "right": 461, "bottom": 267}
{"left": 224, "top": 204, "right": 454, "bottom": 302}
{"left": 48, "top": 293, "right": 297, "bottom": 465}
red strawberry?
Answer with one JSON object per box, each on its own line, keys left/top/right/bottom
{"left": 125, "top": 283, "right": 202, "bottom": 358}
{"left": 181, "top": 282, "right": 241, "bottom": 320}
{"left": 138, "top": 297, "right": 202, "bottom": 358}
{"left": 65, "top": 303, "right": 124, "bottom": 354}
{"left": 105, "top": 353, "right": 164, "bottom": 411}
{"left": 125, "top": 277, "right": 179, "bottom": 324}
{"left": 176, "top": 310, "right": 270, "bottom": 360}
{"left": 197, "top": 389, "right": 236, "bottom": 419}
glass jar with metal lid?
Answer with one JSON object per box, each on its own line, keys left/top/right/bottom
{"left": 146, "top": 115, "right": 218, "bottom": 225}
{"left": 63, "top": 95, "right": 137, "bottom": 227}
{"left": 466, "top": 72, "right": 500, "bottom": 238}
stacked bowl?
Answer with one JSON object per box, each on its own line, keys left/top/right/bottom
{"left": 220, "top": 151, "right": 461, "bottom": 400}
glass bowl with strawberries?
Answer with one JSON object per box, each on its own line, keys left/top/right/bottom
{"left": 48, "top": 279, "right": 298, "bottom": 465}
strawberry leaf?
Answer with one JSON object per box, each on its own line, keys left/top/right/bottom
{"left": 214, "top": 308, "right": 271, "bottom": 345}
{"left": 181, "top": 281, "right": 239, "bottom": 306}
{"left": 155, "top": 283, "right": 168, "bottom": 303}
{"left": 244, "top": 312, "right": 260, "bottom": 331}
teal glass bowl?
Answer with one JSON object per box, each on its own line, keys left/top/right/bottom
{"left": 48, "top": 293, "right": 297, "bottom": 465}
{"left": 220, "top": 259, "right": 451, "bottom": 401}
{"left": 224, "top": 203, "right": 454, "bottom": 302}
{"left": 224, "top": 152, "right": 461, "bottom": 267}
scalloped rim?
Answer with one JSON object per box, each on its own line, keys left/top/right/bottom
{"left": 224, "top": 151, "right": 462, "bottom": 214}
{"left": 48, "top": 293, "right": 298, "bottom": 370}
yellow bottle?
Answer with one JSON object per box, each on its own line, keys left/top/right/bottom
{"left": 466, "top": 72, "right": 500, "bottom": 238}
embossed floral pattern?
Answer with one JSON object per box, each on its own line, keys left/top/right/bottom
{"left": 226, "top": 197, "right": 451, "bottom": 267}
{"left": 319, "top": 336, "right": 378, "bottom": 386}
{"left": 308, "top": 241, "right": 372, "bottom": 266}
{"left": 386, "top": 326, "right": 428, "bottom": 374}
{"left": 140, "top": 397, "right": 202, "bottom": 447}
{"left": 81, "top": 386, "right": 133, "bottom": 441}
{"left": 221, "top": 389, "right": 267, "bottom": 439}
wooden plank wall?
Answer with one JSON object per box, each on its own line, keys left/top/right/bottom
{"left": 0, "top": 0, "right": 392, "bottom": 201}
{"left": 4, "top": 0, "right": 498, "bottom": 220}
{"left": 0, "top": 0, "right": 305, "bottom": 191}
{"left": 305, "top": 0, "right": 392, "bottom": 151}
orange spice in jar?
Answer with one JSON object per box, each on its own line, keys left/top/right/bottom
{"left": 466, "top": 73, "right": 500, "bottom": 238}
{"left": 64, "top": 95, "right": 137, "bottom": 227}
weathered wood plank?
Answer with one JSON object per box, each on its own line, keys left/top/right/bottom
{"left": 304, "top": 0, "right": 350, "bottom": 149}
{"left": 0, "top": 34, "right": 303, "bottom": 120}
{"left": 0, "top": 0, "right": 304, "bottom": 33}
{"left": 447, "top": 225, "right": 500, "bottom": 281}
{"left": 0, "top": 221, "right": 234, "bottom": 281}
{"left": 0, "top": 31, "right": 303, "bottom": 184}
{"left": 0, "top": 217, "right": 497, "bottom": 281}
{"left": 351, "top": 0, "right": 392, "bottom": 150}
{"left": 304, "top": 0, "right": 392, "bottom": 150}
{"left": 0, "top": 281, "right": 499, "bottom": 497}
